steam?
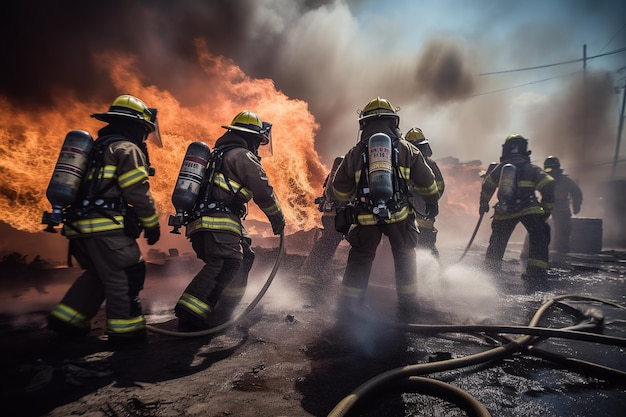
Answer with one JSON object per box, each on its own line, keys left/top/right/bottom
{"left": 416, "top": 250, "right": 501, "bottom": 324}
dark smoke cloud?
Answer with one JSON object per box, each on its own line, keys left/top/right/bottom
{"left": 414, "top": 39, "right": 476, "bottom": 103}
{"left": 0, "top": 1, "right": 273, "bottom": 107}
{"left": 0, "top": 0, "right": 622, "bottom": 192}
{"left": 0, "top": 1, "right": 481, "bottom": 161}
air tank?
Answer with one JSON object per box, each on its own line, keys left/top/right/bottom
{"left": 42, "top": 130, "right": 94, "bottom": 232}
{"left": 496, "top": 163, "right": 517, "bottom": 213}
{"left": 169, "top": 141, "right": 211, "bottom": 233}
{"left": 368, "top": 133, "right": 394, "bottom": 218}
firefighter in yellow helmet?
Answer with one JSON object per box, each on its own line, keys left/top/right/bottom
{"left": 297, "top": 156, "right": 345, "bottom": 305}
{"left": 332, "top": 98, "right": 439, "bottom": 319}
{"left": 174, "top": 110, "right": 285, "bottom": 331}
{"left": 479, "top": 134, "right": 555, "bottom": 282}
{"left": 47, "top": 94, "right": 161, "bottom": 344}
{"left": 405, "top": 127, "right": 445, "bottom": 259}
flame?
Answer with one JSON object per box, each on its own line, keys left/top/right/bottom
{"left": 437, "top": 158, "right": 483, "bottom": 217}
{"left": 0, "top": 42, "right": 327, "bottom": 234}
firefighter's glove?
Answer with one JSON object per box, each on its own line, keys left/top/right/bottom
{"left": 424, "top": 203, "right": 439, "bottom": 219}
{"left": 479, "top": 201, "right": 490, "bottom": 215}
{"left": 268, "top": 213, "right": 285, "bottom": 235}
{"left": 144, "top": 226, "right": 160, "bottom": 245}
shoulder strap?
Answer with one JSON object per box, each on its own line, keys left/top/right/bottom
{"left": 199, "top": 144, "right": 245, "bottom": 206}
{"left": 355, "top": 136, "right": 408, "bottom": 210}
{"left": 83, "top": 135, "right": 130, "bottom": 199}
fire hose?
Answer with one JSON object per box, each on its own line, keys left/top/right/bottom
{"left": 145, "top": 232, "right": 285, "bottom": 338}
{"left": 327, "top": 294, "right": 626, "bottom": 417}
{"left": 458, "top": 212, "right": 484, "bottom": 262}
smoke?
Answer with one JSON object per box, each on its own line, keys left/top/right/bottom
{"left": 526, "top": 72, "right": 617, "bottom": 173}
{"left": 0, "top": 0, "right": 623, "bottom": 243}
{"left": 413, "top": 38, "right": 477, "bottom": 103}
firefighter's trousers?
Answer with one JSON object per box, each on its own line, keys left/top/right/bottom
{"left": 340, "top": 216, "right": 419, "bottom": 311}
{"left": 176, "top": 230, "right": 253, "bottom": 324}
{"left": 298, "top": 214, "right": 344, "bottom": 289}
{"left": 416, "top": 217, "right": 439, "bottom": 258}
{"left": 486, "top": 213, "right": 551, "bottom": 275}
{"left": 48, "top": 234, "right": 146, "bottom": 337}
{"left": 551, "top": 210, "right": 572, "bottom": 253}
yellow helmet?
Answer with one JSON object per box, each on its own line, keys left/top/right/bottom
{"left": 505, "top": 133, "right": 527, "bottom": 143}
{"left": 405, "top": 127, "right": 426, "bottom": 144}
{"left": 222, "top": 110, "right": 271, "bottom": 145}
{"left": 358, "top": 97, "right": 399, "bottom": 127}
{"left": 91, "top": 94, "right": 156, "bottom": 132}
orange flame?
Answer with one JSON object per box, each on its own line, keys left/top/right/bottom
{"left": 0, "top": 43, "right": 327, "bottom": 234}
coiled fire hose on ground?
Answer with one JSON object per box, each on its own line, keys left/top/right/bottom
{"left": 145, "top": 232, "right": 285, "bottom": 338}
{"left": 327, "top": 294, "right": 626, "bottom": 417}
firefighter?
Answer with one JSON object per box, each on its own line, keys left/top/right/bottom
{"left": 332, "top": 97, "right": 439, "bottom": 318}
{"left": 405, "top": 127, "right": 445, "bottom": 258}
{"left": 543, "top": 156, "right": 583, "bottom": 254}
{"left": 480, "top": 134, "right": 555, "bottom": 281}
{"left": 47, "top": 94, "right": 161, "bottom": 343}
{"left": 297, "top": 156, "right": 345, "bottom": 304}
{"left": 175, "top": 110, "right": 285, "bottom": 331}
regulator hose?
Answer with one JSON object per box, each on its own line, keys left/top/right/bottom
{"left": 326, "top": 294, "right": 625, "bottom": 417}
{"left": 146, "top": 232, "right": 285, "bottom": 338}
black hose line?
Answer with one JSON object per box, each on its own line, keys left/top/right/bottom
{"left": 327, "top": 294, "right": 625, "bottom": 417}
{"left": 523, "top": 345, "right": 626, "bottom": 384}
{"left": 396, "top": 377, "right": 491, "bottom": 417}
{"left": 458, "top": 212, "right": 484, "bottom": 262}
{"left": 146, "top": 232, "right": 285, "bottom": 338}
{"left": 396, "top": 323, "right": 626, "bottom": 346}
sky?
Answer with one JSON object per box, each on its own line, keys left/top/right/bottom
{"left": 0, "top": 0, "right": 625, "bottom": 237}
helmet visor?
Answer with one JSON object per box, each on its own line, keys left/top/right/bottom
{"left": 146, "top": 108, "right": 163, "bottom": 147}
{"left": 260, "top": 121, "right": 272, "bottom": 146}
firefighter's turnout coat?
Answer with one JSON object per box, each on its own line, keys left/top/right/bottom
{"left": 550, "top": 171, "right": 583, "bottom": 253}
{"left": 480, "top": 154, "right": 555, "bottom": 276}
{"left": 49, "top": 129, "right": 159, "bottom": 339}
{"left": 176, "top": 131, "right": 283, "bottom": 326}
{"left": 410, "top": 153, "right": 445, "bottom": 257}
{"left": 332, "top": 122, "right": 439, "bottom": 225}
{"left": 331, "top": 120, "right": 439, "bottom": 312}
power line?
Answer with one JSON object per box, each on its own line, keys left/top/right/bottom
{"left": 479, "top": 47, "right": 626, "bottom": 76}
{"left": 470, "top": 72, "right": 579, "bottom": 97}
{"left": 599, "top": 23, "right": 626, "bottom": 54}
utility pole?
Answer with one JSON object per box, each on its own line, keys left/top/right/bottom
{"left": 612, "top": 81, "right": 626, "bottom": 178}
{"left": 582, "top": 44, "right": 587, "bottom": 155}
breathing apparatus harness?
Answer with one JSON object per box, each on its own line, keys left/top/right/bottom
{"left": 355, "top": 135, "right": 409, "bottom": 222}
{"left": 190, "top": 144, "right": 248, "bottom": 222}
{"left": 493, "top": 160, "right": 539, "bottom": 215}
{"left": 63, "top": 135, "right": 149, "bottom": 235}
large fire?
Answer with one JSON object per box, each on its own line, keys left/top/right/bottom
{"left": 0, "top": 42, "right": 327, "bottom": 235}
